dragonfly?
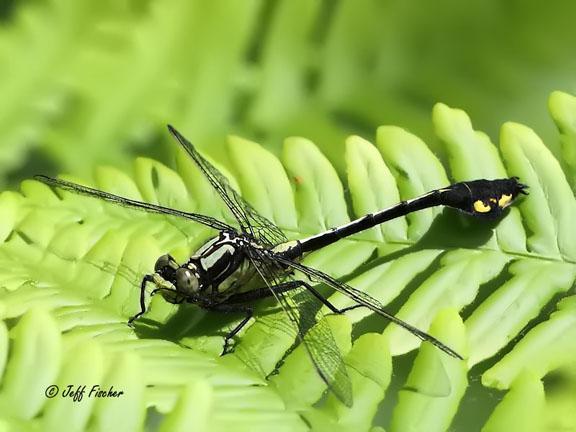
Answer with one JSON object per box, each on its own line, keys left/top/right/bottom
{"left": 35, "top": 125, "right": 528, "bottom": 407}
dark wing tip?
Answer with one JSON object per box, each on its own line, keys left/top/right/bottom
{"left": 34, "top": 174, "right": 52, "bottom": 183}
{"left": 167, "top": 125, "right": 189, "bottom": 143}
{"left": 166, "top": 124, "right": 179, "bottom": 136}
{"left": 167, "top": 125, "right": 193, "bottom": 148}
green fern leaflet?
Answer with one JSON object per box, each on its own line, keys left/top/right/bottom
{"left": 1, "top": 95, "right": 576, "bottom": 431}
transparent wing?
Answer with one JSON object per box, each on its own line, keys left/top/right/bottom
{"left": 35, "top": 175, "right": 234, "bottom": 232}
{"left": 246, "top": 247, "right": 353, "bottom": 407}
{"left": 82, "top": 258, "right": 142, "bottom": 288}
{"left": 168, "top": 125, "right": 288, "bottom": 247}
{"left": 273, "top": 255, "right": 463, "bottom": 360}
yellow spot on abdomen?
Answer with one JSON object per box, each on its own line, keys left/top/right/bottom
{"left": 498, "top": 194, "right": 513, "bottom": 208}
{"left": 473, "top": 200, "right": 492, "bottom": 213}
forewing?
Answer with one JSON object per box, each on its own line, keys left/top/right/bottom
{"left": 35, "top": 175, "right": 234, "bottom": 232}
{"left": 247, "top": 248, "right": 353, "bottom": 407}
{"left": 168, "top": 126, "right": 287, "bottom": 247}
{"left": 274, "top": 255, "right": 462, "bottom": 360}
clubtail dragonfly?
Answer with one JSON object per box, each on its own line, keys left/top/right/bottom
{"left": 35, "top": 126, "right": 527, "bottom": 406}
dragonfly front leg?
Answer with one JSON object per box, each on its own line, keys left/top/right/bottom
{"left": 128, "top": 278, "right": 183, "bottom": 326}
{"left": 128, "top": 274, "right": 155, "bottom": 325}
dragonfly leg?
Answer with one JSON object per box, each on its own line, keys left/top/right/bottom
{"left": 213, "top": 280, "right": 364, "bottom": 355}
{"left": 339, "top": 304, "right": 365, "bottom": 313}
{"left": 209, "top": 303, "right": 254, "bottom": 356}
{"left": 150, "top": 287, "right": 169, "bottom": 296}
{"left": 295, "top": 281, "right": 364, "bottom": 314}
{"left": 226, "top": 280, "right": 364, "bottom": 315}
{"left": 128, "top": 274, "right": 155, "bottom": 325}
{"left": 224, "top": 281, "right": 303, "bottom": 303}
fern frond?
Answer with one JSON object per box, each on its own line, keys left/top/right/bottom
{"left": 1, "top": 95, "right": 576, "bottom": 430}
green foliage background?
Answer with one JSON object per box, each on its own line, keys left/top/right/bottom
{"left": 1, "top": 1, "right": 576, "bottom": 431}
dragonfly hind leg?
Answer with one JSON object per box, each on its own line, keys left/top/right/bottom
{"left": 209, "top": 303, "right": 254, "bottom": 356}
{"left": 291, "top": 280, "right": 364, "bottom": 315}
{"left": 225, "top": 280, "right": 364, "bottom": 315}
{"left": 213, "top": 280, "right": 364, "bottom": 356}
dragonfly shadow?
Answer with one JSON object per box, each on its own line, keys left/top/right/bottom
{"left": 416, "top": 207, "right": 506, "bottom": 250}
{"left": 350, "top": 206, "right": 510, "bottom": 280}
{"left": 348, "top": 207, "right": 509, "bottom": 335}
{"left": 130, "top": 298, "right": 290, "bottom": 344}
{"left": 130, "top": 305, "right": 217, "bottom": 342}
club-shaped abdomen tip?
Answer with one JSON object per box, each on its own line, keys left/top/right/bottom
{"left": 466, "top": 177, "right": 526, "bottom": 216}
{"left": 494, "top": 177, "right": 528, "bottom": 210}
{"left": 514, "top": 177, "right": 529, "bottom": 195}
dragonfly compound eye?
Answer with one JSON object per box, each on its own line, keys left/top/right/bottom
{"left": 175, "top": 267, "right": 200, "bottom": 295}
{"left": 154, "top": 254, "right": 177, "bottom": 272}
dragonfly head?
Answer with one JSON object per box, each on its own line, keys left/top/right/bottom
{"left": 154, "top": 254, "right": 179, "bottom": 280}
{"left": 154, "top": 254, "right": 201, "bottom": 301}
